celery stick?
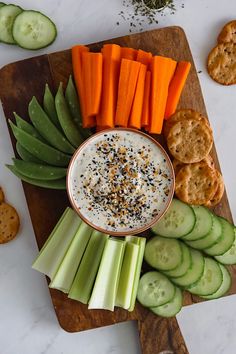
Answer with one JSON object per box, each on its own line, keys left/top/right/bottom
{"left": 88, "top": 238, "right": 125, "bottom": 311}
{"left": 126, "top": 236, "right": 146, "bottom": 312}
{"left": 49, "top": 222, "right": 93, "bottom": 293}
{"left": 68, "top": 231, "right": 108, "bottom": 303}
{"left": 32, "top": 208, "right": 81, "bottom": 279}
{"left": 115, "top": 242, "right": 139, "bottom": 309}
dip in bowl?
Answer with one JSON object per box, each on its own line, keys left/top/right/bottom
{"left": 67, "top": 129, "right": 174, "bottom": 235}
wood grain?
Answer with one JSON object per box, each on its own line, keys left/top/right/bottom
{"left": 0, "top": 26, "right": 234, "bottom": 353}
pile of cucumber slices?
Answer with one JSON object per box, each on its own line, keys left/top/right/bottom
{"left": 0, "top": 3, "right": 57, "bottom": 49}
{"left": 137, "top": 199, "right": 236, "bottom": 317}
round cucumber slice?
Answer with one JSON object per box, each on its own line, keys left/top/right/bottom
{"left": 215, "top": 228, "right": 236, "bottom": 265}
{"left": 12, "top": 10, "right": 57, "bottom": 50}
{"left": 164, "top": 242, "right": 192, "bottom": 278}
{"left": 0, "top": 3, "right": 6, "bottom": 8}
{"left": 187, "top": 257, "right": 223, "bottom": 296}
{"left": 150, "top": 287, "right": 183, "bottom": 317}
{"left": 171, "top": 249, "right": 205, "bottom": 288}
{"left": 202, "top": 264, "right": 231, "bottom": 299}
{"left": 151, "top": 199, "right": 196, "bottom": 238}
{"left": 144, "top": 236, "right": 182, "bottom": 271}
{"left": 205, "top": 217, "right": 235, "bottom": 256}
{"left": 137, "top": 271, "right": 175, "bottom": 307}
{"left": 185, "top": 214, "right": 222, "bottom": 250}
{"left": 182, "top": 206, "right": 213, "bottom": 241}
{"left": 0, "top": 4, "right": 22, "bottom": 44}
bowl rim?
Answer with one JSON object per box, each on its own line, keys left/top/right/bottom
{"left": 66, "top": 128, "right": 175, "bottom": 236}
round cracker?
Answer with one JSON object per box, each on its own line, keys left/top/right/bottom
{"left": 218, "top": 20, "right": 236, "bottom": 44}
{"left": 204, "top": 170, "right": 225, "bottom": 207}
{"left": 163, "top": 109, "right": 209, "bottom": 138}
{"left": 167, "top": 119, "right": 213, "bottom": 163}
{"left": 207, "top": 43, "right": 236, "bottom": 85}
{"left": 0, "top": 187, "right": 4, "bottom": 203}
{"left": 0, "top": 202, "right": 20, "bottom": 244}
{"left": 172, "top": 155, "right": 215, "bottom": 176}
{"left": 175, "top": 162, "right": 218, "bottom": 205}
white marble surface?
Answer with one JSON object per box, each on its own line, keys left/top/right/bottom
{"left": 0, "top": 0, "right": 236, "bottom": 353}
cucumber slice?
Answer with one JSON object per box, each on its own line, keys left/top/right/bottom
{"left": 187, "top": 258, "right": 223, "bottom": 296}
{"left": 185, "top": 215, "right": 222, "bottom": 250}
{"left": 0, "top": 4, "right": 22, "bottom": 44}
{"left": 137, "top": 271, "right": 175, "bottom": 307}
{"left": 12, "top": 10, "right": 57, "bottom": 50}
{"left": 182, "top": 206, "right": 213, "bottom": 241}
{"left": 164, "top": 242, "right": 192, "bottom": 278}
{"left": 171, "top": 249, "right": 205, "bottom": 288}
{"left": 0, "top": 3, "right": 6, "bottom": 8}
{"left": 205, "top": 217, "right": 235, "bottom": 256}
{"left": 215, "top": 228, "right": 236, "bottom": 265}
{"left": 151, "top": 199, "right": 196, "bottom": 238}
{"left": 202, "top": 264, "right": 231, "bottom": 299}
{"left": 144, "top": 236, "right": 182, "bottom": 271}
{"left": 150, "top": 287, "right": 183, "bottom": 317}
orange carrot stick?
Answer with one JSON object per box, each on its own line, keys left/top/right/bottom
{"left": 97, "top": 44, "right": 121, "bottom": 128}
{"left": 136, "top": 49, "right": 152, "bottom": 67}
{"left": 82, "top": 52, "right": 103, "bottom": 117}
{"left": 129, "top": 64, "right": 147, "bottom": 129}
{"left": 141, "top": 70, "right": 151, "bottom": 127}
{"left": 115, "top": 59, "right": 141, "bottom": 127}
{"left": 149, "top": 56, "right": 174, "bottom": 134}
{"left": 121, "top": 47, "right": 137, "bottom": 61}
{"left": 165, "top": 61, "right": 191, "bottom": 119}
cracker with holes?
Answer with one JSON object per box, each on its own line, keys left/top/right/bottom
{"left": 204, "top": 170, "right": 225, "bottom": 207}
{"left": 175, "top": 162, "right": 218, "bottom": 205}
{"left": 0, "top": 187, "right": 20, "bottom": 244}
{"left": 218, "top": 20, "right": 236, "bottom": 44}
{"left": 207, "top": 42, "right": 236, "bottom": 85}
{"left": 172, "top": 155, "right": 214, "bottom": 175}
{"left": 167, "top": 119, "right": 213, "bottom": 163}
{"left": 163, "top": 109, "right": 209, "bottom": 138}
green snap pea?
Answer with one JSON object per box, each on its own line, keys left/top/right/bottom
{"left": 43, "top": 84, "right": 61, "bottom": 129}
{"left": 14, "top": 112, "right": 46, "bottom": 143}
{"left": 65, "top": 75, "right": 92, "bottom": 139}
{"left": 12, "top": 158, "right": 67, "bottom": 180}
{"left": 6, "top": 164, "right": 66, "bottom": 190}
{"left": 28, "top": 96, "right": 75, "bottom": 155}
{"left": 55, "top": 83, "right": 84, "bottom": 148}
{"left": 16, "top": 142, "right": 43, "bottom": 164}
{"left": 9, "top": 121, "right": 71, "bottom": 167}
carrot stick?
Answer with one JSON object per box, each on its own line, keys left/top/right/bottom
{"left": 121, "top": 47, "right": 137, "bottom": 61}
{"left": 165, "top": 61, "right": 191, "bottom": 119}
{"left": 97, "top": 44, "right": 121, "bottom": 128}
{"left": 149, "top": 56, "right": 174, "bottom": 134}
{"left": 136, "top": 49, "right": 152, "bottom": 66}
{"left": 166, "top": 59, "right": 177, "bottom": 83}
{"left": 82, "top": 52, "right": 103, "bottom": 117}
{"left": 141, "top": 70, "right": 151, "bottom": 127}
{"left": 129, "top": 64, "right": 147, "bottom": 129}
{"left": 115, "top": 59, "right": 141, "bottom": 127}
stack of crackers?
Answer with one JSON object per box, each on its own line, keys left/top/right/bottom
{"left": 164, "top": 109, "right": 224, "bottom": 207}
{"left": 207, "top": 20, "right": 236, "bottom": 85}
{"left": 0, "top": 187, "right": 20, "bottom": 244}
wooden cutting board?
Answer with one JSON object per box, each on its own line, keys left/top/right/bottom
{"left": 0, "top": 26, "right": 235, "bottom": 354}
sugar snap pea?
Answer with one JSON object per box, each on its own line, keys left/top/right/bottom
{"left": 6, "top": 164, "right": 66, "bottom": 190}
{"left": 43, "top": 84, "right": 61, "bottom": 129}
{"left": 9, "top": 121, "right": 71, "bottom": 167}
{"left": 55, "top": 83, "right": 84, "bottom": 148}
{"left": 65, "top": 75, "right": 92, "bottom": 139}
{"left": 16, "top": 142, "right": 43, "bottom": 164}
{"left": 12, "top": 158, "right": 67, "bottom": 180}
{"left": 28, "top": 96, "right": 75, "bottom": 154}
{"left": 14, "top": 112, "right": 46, "bottom": 143}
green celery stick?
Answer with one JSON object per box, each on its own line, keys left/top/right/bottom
{"left": 115, "top": 242, "right": 139, "bottom": 309}
{"left": 68, "top": 231, "right": 109, "bottom": 303}
{"left": 88, "top": 238, "right": 125, "bottom": 311}
{"left": 125, "top": 236, "right": 146, "bottom": 312}
{"left": 32, "top": 208, "right": 81, "bottom": 279}
{"left": 49, "top": 222, "right": 93, "bottom": 293}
